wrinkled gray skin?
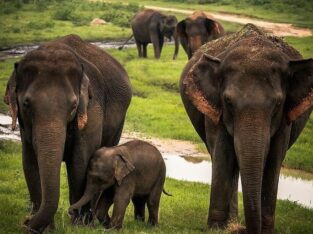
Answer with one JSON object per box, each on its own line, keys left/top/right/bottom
{"left": 68, "top": 140, "right": 167, "bottom": 230}
{"left": 4, "top": 34, "right": 132, "bottom": 233}
{"left": 131, "top": 9, "right": 179, "bottom": 59}
{"left": 177, "top": 11, "right": 225, "bottom": 59}
{"left": 180, "top": 24, "right": 313, "bottom": 234}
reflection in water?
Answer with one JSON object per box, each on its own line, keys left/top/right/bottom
{"left": 164, "top": 153, "right": 313, "bottom": 209}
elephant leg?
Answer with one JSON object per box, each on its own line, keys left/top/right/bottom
{"left": 96, "top": 187, "right": 114, "bottom": 228}
{"left": 66, "top": 139, "right": 100, "bottom": 224}
{"left": 208, "top": 128, "right": 239, "bottom": 229}
{"left": 150, "top": 32, "right": 161, "bottom": 59}
{"left": 158, "top": 36, "right": 164, "bottom": 57}
{"left": 109, "top": 187, "right": 132, "bottom": 229}
{"left": 261, "top": 128, "right": 290, "bottom": 234}
{"left": 135, "top": 41, "right": 143, "bottom": 57}
{"left": 142, "top": 43, "right": 148, "bottom": 58}
{"left": 22, "top": 140, "right": 41, "bottom": 214}
{"left": 132, "top": 195, "right": 147, "bottom": 221}
{"left": 147, "top": 178, "right": 163, "bottom": 226}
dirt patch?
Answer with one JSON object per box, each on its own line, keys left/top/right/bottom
{"left": 120, "top": 131, "right": 208, "bottom": 157}
{"left": 145, "top": 5, "right": 312, "bottom": 37}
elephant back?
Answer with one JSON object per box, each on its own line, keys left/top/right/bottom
{"left": 197, "top": 23, "right": 302, "bottom": 60}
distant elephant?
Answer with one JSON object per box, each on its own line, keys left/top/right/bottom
{"left": 177, "top": 11, "right": 224, "bottom": 59}
{"left": 68, "top": 140, "right": 169, "bottom": 229}
{"left": 123, "top": 9, "right": 179, "bottom": 59}
{"left": 4, "top": 34, "right": 132, "bottom": 233}
{"left": 180, "top": 24, "right": 313, "bottom": 234}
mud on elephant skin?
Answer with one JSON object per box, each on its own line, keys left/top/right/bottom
{"left": 180, "top": 24, "right": 313, "bottom": 234}
{"left": 4, "top": 34, "right": 132, "bottom": 233}
{"left": 128, "top": 9, "right": 179, "bottom": 59}
{"left": 177, "top": 11, "right": 225, "bottom": 60}
{"left": 69, "top": 140, "right": 170, "bottom": 230}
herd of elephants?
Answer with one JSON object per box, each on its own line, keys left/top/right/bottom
{"left": 3, "top": 8, "right": 313, "bottom": 234}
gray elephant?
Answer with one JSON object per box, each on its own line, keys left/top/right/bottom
{"left": 68, "top": 140, "right": 170, "bottom": 229}
{"left": 180, "top": 24, "right": 313, "bottom": 234}
{"left": 120, "top": 9, "right": 179, "bottom": 59}
{"left": 4, "top": 34, "right": 132, "bottom": 233}
{"left": 177, "top": 11, "right": 224, "bottom": 59}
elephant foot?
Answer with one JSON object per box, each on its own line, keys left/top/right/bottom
{"left": 99, "top": 216, "right": 111, "bottom": 229}
{"left": 23, "top": 215, "right": 54, "bottom": 234}
{"left": 22, "top": 216, "right": 42, "bottom": 234}
{"left": 70, "top": 210, "right": 94, "bottom": 226}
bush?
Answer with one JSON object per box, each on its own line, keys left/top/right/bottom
{"left": 100, "top": 3, "right": 142, "bottom": 28}
{"left": 52, "top": 7, "right": 73, "bottom": 21}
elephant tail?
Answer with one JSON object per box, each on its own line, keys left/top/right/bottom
{"left": 162, "top": 188, "right": 173, "bottom": 196}
{"left": 118, "top": 34, "right": 133, "bottom": 50}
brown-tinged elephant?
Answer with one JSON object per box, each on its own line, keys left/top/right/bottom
{"left": 180, "top": 24, "right": 313, "bottom": 234}
{"left": 177, "top": 11, "right": 225, "bottom": 59}
{"left": 68, "top": 140, "right": 169, "bottom": 229}
{"left": 127, "top": 9, "right": 179, "bottom": 59}
{"left": 4, "top": 34, "right": 132, "bottom": 233}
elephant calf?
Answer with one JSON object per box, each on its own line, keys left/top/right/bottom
{"left": 68, "top": 140, "right": 170, "bottom": 229}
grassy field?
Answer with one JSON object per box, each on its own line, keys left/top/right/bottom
{"left": 110, "top": 0, "right": 313, "bottom": 29}
{"left": 1, "top": 41, "right": 313, "bottom": 173}
{"left": 0, "top": 0, "right": 242, "bottom": 48}
{"left": 0, "top": 140, "right": 312, "bottom": 234}
{"left": 0, "top": 1, "right": 138, "bottom": 48}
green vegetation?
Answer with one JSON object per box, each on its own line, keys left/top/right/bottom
{"left": 0, "top": 140, "right": 312, "bottom": 233}
{"left": 112, "top": 0, "right": 313, "bottom": 28}
{"left": 0, "top": 0, "right": 142, "bottom": 47}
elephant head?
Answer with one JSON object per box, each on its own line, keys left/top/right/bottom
{"left": 160, "top": 14, "right": 179, "bottom": 60}
{"left": 177, "top": 11, "right": 224, "bottom": 59}
{"left": 4, "top": 48, "right": 92, "bottom": 231}
{"left": 68, "top": 147, "right": 135, "bottom": 214}
{"left": 182, "top": 37, "right": 313, "bottom": 233}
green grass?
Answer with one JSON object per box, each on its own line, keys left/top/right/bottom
{"left": 109, "top": 0, "right": 313, "bottom": 29}
{"left": 0, "top": 1, "right": 141, "bottom": 48}
{"left": 0, "top": 140, "right": 312, "bottom": 233}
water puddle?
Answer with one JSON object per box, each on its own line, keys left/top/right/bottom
{"left": 0, "top": 114, "right": 20, "bottom": 141}
{"left": 0, "top": 40, "right": 137, "bottom": 60}
{"left": 164, "top": 153, "right": 313, "bottom": 209}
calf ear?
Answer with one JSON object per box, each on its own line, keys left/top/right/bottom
{"left": 4, "top": 63, "right": 18, "bottom": 130}
{"left": 114, "top": 150, "right": 135, "bottom": 186}
{"left": 183, "top": 54, "right": 222, "bottom": 124}
{"left": 287, "top": 58, "right": 313, "bottom": 122}
{"left": 77, "top": 68, "right": 92, "bottom": 130}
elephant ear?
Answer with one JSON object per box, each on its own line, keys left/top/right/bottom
{"left": 77, "top": 69, "right": 92, "bottom": 130}
{"left": 114, "top": 149, "right": 135, "bottom": 186}
{"left": 177, "top": 20, "right": 189, "bottom": 53}
{"left": 4, "top": 63, "right": 18, "bottom": 130}
{"left": 287, "top": 58, "right": 313, "bottom": 122}
{"left": 183, "top": 54, "right": 222, "bottom": 124}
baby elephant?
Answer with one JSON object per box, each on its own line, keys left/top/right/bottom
{"left": 68, "top": 140, "right": 170, "bottom": 229}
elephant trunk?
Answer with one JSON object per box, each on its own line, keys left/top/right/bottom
{"left": 234, "top": 110, "right": 270, "bottom": 234}
{"left": 173, "top": 31, "right": 179, "bottom": 60}
{"left": 27, "top": 120, "right": 66, "bottom": 232}
{"left": 68, "top": 180, "right": 98, "bottom": 215}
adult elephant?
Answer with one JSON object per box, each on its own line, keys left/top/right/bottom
{"left": 4, "top": 34, "right": 132, "bottom": 233}
{"left": 180, "top": 24, "right": 313, "bottom": 234}
{"left": 177, "top": 11, "right": 224, "bottom": 59}
{"left": 129, "top": 9, "right": 179, "bottom": 59}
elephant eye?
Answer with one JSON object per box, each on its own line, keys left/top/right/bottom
{"left": 224, "top": 96, "right": 232, "bottom": 106}
{"left": 23, "top": 98, "right": 30, "bottom": 109}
